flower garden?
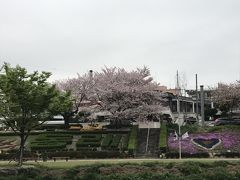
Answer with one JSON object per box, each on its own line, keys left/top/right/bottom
{"left": 167, "top": 125, "right": 240, "bottom": 157}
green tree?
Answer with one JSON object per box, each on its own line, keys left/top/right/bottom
{"left": 49, "top": 90, "right": 76, "bottom": 127}
{"left": 0, "top": 63, "right": 58, "bottom": 166}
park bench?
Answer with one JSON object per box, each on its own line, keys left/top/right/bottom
{"left": 52, "top": 156, "right": 69, "bottom": 162}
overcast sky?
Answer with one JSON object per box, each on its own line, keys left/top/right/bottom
{"left": 0, "top": 0, "right": 240, "bottom": 89}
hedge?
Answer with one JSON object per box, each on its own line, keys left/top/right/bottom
{"left": 76, "top": 141, "right": 101, "bottom": 148}
{"left": 76, "top": 134, "right": 103, "bottom": 148}
{"left": 110, "top": 134, "right": 122, "bottom": 148}
{"left": 122, "top": 134, "right": 129, "bottom": 151}
{"left": 159, "top": 123, "right": 167, "bottom": 153}
{"left": 165, "top": 152, "right": 210, "bottom": 158}
{"left": 30, "top": 133, "right": 73, "bottom": 151}
{"left": 101, "top": 134, "right": 113, "bottom": 148}
{"left": 127, "top": 126, "right": 138, "bottom": 154}
{"left": 46, "top": 151, "right": 124, "bottom": 159}
{"left": 30, "top": 142, "right": 67, "bottom": 151}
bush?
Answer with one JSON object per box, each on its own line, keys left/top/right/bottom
{"left": 167, "top": 124, "right": 199, "bottom": 134}
{"left": 127, "top": 126, "right": 138, "bottom": 154}
{"left": 76, "top": 141, "right": 101, "bottom": 148}
{"left": 110, "top": 135, "right": 122, "bottom": 148}
{"left": 45, "top": 151, "right": 123, "bottom": 159}
{"left": 165, "top": 152, "right": 209, "bottom": 158}
{"left": 77, "top": 134, "right": 102, "bottom": 148}
{"left": 30, "top": 141, "right": 67, "bottom": 151}
{"left": 81, "top": 134, "right": 102, "bottom": 139}
{"left": 159, "top": 123, "right": 167, "bottom": 153}
{"left": 122, "top": 134, "right": 129, "bottom": 151}
{"left": 214, "top": 152, "right": 240, "bottom": 158}
{"left": 101, "top": 134, "right": 113, "bottom": 148}
{"left": 179, "top": 161, "right": 203, "bottom": 175}
{"left": 30, "top": 133, "right": 73, "bottom": 151}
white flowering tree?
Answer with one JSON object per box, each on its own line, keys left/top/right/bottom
{"left": 212, "top": 82, "right": 240, "bottom": 116}
{"left": 55, "top": 72, "right": 95, "bottom": 126}
{"left": 93, "top": 67, "right": 165, "bottom": 127}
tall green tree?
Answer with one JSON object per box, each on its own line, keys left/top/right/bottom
{"left": 0, "top": 63, "right": 58, "bottom": 166}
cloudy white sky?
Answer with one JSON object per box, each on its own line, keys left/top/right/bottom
{"left": 0, "top": 0, "right": 240, "bottom": 89}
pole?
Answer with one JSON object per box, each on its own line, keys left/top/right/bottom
{"left": 176, "top": 71, "right": 181, "bottom": 159}
{"left": 178, "top": 122, "right": 181, "bottom": 159}
{"left": 200, "top": 85, "right": 205, "bottom": 126}
{"left": 146, "top": 121, "right": 150, "bottom": 153}
{"left": 195, "top": 74, "right": 199, "bottom": 121}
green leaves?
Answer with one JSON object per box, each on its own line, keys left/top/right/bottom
{"left": 0, "top": 63, "right": 57, "bottom": 132}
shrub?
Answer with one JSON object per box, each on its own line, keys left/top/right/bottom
{"left": 127, "top": 126, "right": 138, "bottom": 154}
{"left": 179, "top": 161, "right": 202, "bottom": 175}
{"left": 77, "top": 134, "right": 102, "bottom": 148}
{"left": 159, "top": 123, "right": 167, "bottom": 152}
{"left": 122, "top": 134, "right": 129, "bottom": 151}
{"left": 110, "top": 135, "right": 122, "bottom": 148}
{"left": 30, "top": 133, "right": 73, "bottom": 151}
{"left": 165, "top": 152, "right": 209, "bottom": 158}
{"left": 101, "top": 134, "right": 113, "bottom": 148}
{"left": 46, "top": 151, "right": 122, "bottom": 159}
{"left": 30, "top": 142, "right": 67, "bottom": 151}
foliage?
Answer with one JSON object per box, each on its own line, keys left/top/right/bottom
{"left": 77, "top": 134, "right": 102, "bottom": 148}
{"left": 212, "top": 82, "right": 240, "bottom": 116}
{"left": 167, "top": 123, "right": 199, "bottom": 134}
{"left": 49, "top": 91, "right": 74, "bottom": 127}
{"left": 127, "top": 126, "right": 138, "bottom": 154}
{"left": 168, "top": 131, "right": 240, "bottom": 154}
{"left": 101, "top": 134, "right": 113, "bottom": 148}
{"left": 159, "top": 123, "right": 167, "bottom": 152}
{"left": 2, "top": 161, "right": 239, "bottom": 180}
{"left": 55, "top": 72, "right": 95, "bottom": 126}
{"left": 0, "top": 63, "right": 58, "bottom": 165}
{"left": 110, "top": 134, "right": 122, "bottom": 148}
{"left": 93, "top": 67, "right": 165, "bottom": 124}
{"left": 205, "top": 107, "right": 218, "bottom": 120}
{"left": 30, "top": 134, "right": 73, "bottom": 151}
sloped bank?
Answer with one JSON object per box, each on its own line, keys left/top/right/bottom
{"left": 1, "top": 161, "right": 240, "bottom": 179}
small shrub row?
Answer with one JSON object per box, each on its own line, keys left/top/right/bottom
{"left": 76, "top": 141, "right": 101, "bottom": 148}
{"left": 46, "top": 151, "right": 125, "bottom": 159}
{"left": 81, "top": 134, "right": 102, "bottom": 140}
{"left": 30, "top": 142, "right": 67, "bottom": 151}
{"left": 214, "top": 152, "right": 240, "bottom": 158}
{"left": 165, "top": 152, "right": 210, "bottom": 158}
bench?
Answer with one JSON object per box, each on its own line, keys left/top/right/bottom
{"left": 52, "top": 157, "right": 69, "bottom": 162}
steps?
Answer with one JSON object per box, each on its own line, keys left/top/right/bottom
{"left": 148, "top": 128, "right": 160, "bottom": 155}
{"left": 136, "top": 128, "right": 160, "bottom": 157}
{"left": 136, "top": 128, "right": 148, "bottom": 155}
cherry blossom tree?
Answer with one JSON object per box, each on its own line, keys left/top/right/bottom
{"left": 93, "top": 67, "right": 166, "bottom": 127}
{"left": 55, "top": 71, "right": 95, "bottom": 126}
{"left": 212, "top": 82, "right": 240, "bottom": 116}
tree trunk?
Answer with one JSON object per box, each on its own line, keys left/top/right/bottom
{"left": 63, "top": 115, "right": 70, "bottom": 129}
{"left": 18, "top": 134, "right": 25, "bottom": 166}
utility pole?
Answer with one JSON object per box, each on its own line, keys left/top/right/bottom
{"left": 176, "top": 71, "right": 181, "bottom": 159}
{"left": 195, "top": 74, "right": 199, "bottom": 121}
{"left": 200, "top": 85, "right": 205, "bottom": 126}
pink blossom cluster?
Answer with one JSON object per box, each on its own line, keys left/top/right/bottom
{"left": 168, "top": 132, "right": 240, "bottom": 153}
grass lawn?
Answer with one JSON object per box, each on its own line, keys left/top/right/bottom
{"left": 0, "top": 158, "right": 238, "bottom": 169}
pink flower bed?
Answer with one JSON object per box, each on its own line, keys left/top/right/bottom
{"left": 168, "top": 132, "right": 240, "bottom": 154}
